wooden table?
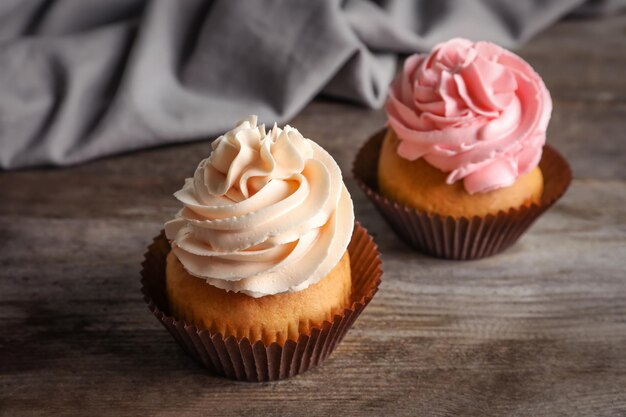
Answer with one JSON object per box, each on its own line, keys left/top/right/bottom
{"left": 1, "top": 14, "right": 625, "bottom": 417}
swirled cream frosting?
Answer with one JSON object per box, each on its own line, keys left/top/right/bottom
{"left": 165, "top": 116, "right": 354, "bottom": 298}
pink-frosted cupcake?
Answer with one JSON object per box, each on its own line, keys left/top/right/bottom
{"left": 354, "top": 38, "right": 571, "bottom": 259}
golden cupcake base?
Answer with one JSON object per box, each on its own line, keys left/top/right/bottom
{"left": 165, "top": 250, "right": 352, "bottom": 346}
{"left": 141, "top": 222, "right": 382, "bottom": 382}
{"left": 353, "top": 129, "right": 572, "bottom": 260}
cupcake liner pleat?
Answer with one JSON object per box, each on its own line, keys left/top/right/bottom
{"left": 141, "top": 222, "right": 382, "bottom": 382}
{"left": 353, "top": 130, "right": 572, "bottom": 260}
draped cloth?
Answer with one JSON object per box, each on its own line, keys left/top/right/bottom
{"left": 0, "top": 0, "right": 622, "bottom": 168}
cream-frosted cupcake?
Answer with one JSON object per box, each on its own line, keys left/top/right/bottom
{"left": 142, "top": 116, "right": 382, "bottom": 381}
{"left": 164, "top": 115, "right": 355, "bottom": 345}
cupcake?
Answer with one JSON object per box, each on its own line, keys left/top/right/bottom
{"left": 142, "top": 116, "right": 382, "bottom": 381}
{"left": 354, "top": 38, "right": 571, "bottom": 259}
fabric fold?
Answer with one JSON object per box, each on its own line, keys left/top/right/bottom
{"left": 0, "top": 0, "right": 618, "bottom": 169}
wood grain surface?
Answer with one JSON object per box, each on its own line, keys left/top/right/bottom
{"left": 1, "top": 14, "right": 626, "bottom": 417}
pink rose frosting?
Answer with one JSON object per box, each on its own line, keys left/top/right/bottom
{"left": 386, "top": 38, "right": 552, "bottom": 194}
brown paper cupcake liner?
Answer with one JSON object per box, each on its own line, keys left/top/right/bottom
{"left": 141, "top": 222, "right": 382, "bottom": 382}
{"left": 353, "top": 129, "right": 572, "bottom": 260}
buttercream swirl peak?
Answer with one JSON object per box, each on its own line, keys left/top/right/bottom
{"left": 386, "top": 38, "right": 552, "bottom": 194}
{"left": 165, "top": 116, "right": 354, "bottom": 298}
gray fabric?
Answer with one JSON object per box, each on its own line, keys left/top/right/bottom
{"left": 0, "top": 0, "right": 623, "bottom": 169}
